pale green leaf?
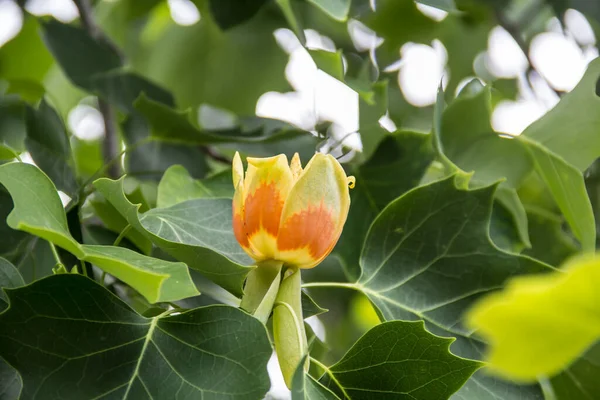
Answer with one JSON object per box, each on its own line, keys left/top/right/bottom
{"left": 319, "top": 321, "right": 481, "bottom": 399}
{"left": 307, "top": 0, "right": 351, "bottom": 21}
{"left": 157, "top": 165, "right": 221, "bottom": 208}
{"left": 0, "top": 257, "right": 23, "bottom": 309}
{"left": 0, "top": 274, "right": 272, "bottom": 399}
{"left": 466, "top": 255, "right": 600, "bottom": 382}
{"left": 94, "top": 177, "right": 252, "bottom": 296}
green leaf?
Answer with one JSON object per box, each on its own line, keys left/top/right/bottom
{"left": 440, "top": 84, "right": 532, "bottom": 188}
{"left": 0, "top": 274, "right": 272, "bottom": 399}
{"left": 336, "top": 131, "right": 434, "bottom": 279}
{"left": 523, "top": 207, "right": 578, "bottom": 266}
{"left": 0, "top": 163, "right": 198, "bottom": 303}
{"left": 0, "top": 18, "right": 53, "bottom": 85}
{"left": 307, "top": 0, "right": 351, "bottom": 21}
{"left": 319, "top": 321, "right": 481, "bottom": 399}
{"left": 25, "top": 100, "right": 77, "bottom": 196}
{"left": 90, "top": 70, "right": 174, "bottom": 112}
{"left": 71, "top": 136, "right": 103, "bottom": 180}
{"left": 358, "top": 81, "right": 389, "bottom": 161}
{"left": 547, "top": 342, "right": 600, "bottom": 400}
{"left": 466, "top": 255, "right": 600, "bottom": 382}
{"left": 208, "top": 0, "right": 270, "bottom": 29}
{"left": 357, "top": 175, "right": 552, "bottom": 336}
{"left": 122, "top": 114, "right": 210, "bottom": 181}
{"left": 522, "top": 58, "right": 600, "bottom": 172}
{"left": 0, "top": 162, "right": 82, "bottom": 258}
{"left": 0, "top": 257, "right": 23, "bottom": 310}
{"left": 309, "top": 49, "right": 345, "bottom": 81}
{"left": 157, "top": 165, "right": 224, "bottom": 208}
{"left": 89, "top": 193, "right": 153, "bottom": 255}
{"left": 0, "top": 145, "right": 18, "bottom": 161}
{"left": 302, "top": 290, "right": 328, "bottom": 319}
{"left": 134, "top": 4, "right": 288, "bottom": 114}
{"left": 495, "top": 187, "right": 531, "bottom": 249}
{"left": 40, "top": 19, "right": 122, "bottom": 90}
{"left": 94, "top": 177, "right": 252, "bottom": 296}
{"left": 521, "top": 138, "right": 595, "bottom": 251}
{"left": 5, "top": 79, "right": 45, "bottom": 104}
{"left": 292, "top": 356, "right": 340, "bottom": 400}
{"left": 0, "top": 357, "right": 21, "bottom": 400}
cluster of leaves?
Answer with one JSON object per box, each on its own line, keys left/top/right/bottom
{"left": 1, "top": 0, "right": 600, "bottom": 399}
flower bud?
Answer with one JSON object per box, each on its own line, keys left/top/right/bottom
{"left": 232, "top": 152, "right": 354, "bottom": 269}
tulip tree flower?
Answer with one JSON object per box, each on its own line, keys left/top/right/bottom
{"left": 232, "top": 151, "right": 354, "bottom": 388}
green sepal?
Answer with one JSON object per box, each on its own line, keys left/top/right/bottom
{"left": 273, "top": 267, "right": 308, "bottom": 389}
{"left": 240, "top": 260, "right": 283, "bottom": 324}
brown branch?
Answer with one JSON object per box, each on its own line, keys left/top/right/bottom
{"left": 201, "top": 146, "right": 232, "bottom": 164}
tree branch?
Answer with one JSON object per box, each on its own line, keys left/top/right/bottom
{"left": 72, "top": 0, "right": 123, "bottom": 178}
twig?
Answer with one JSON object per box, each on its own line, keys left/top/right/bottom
{"left": 72, "top": 0, "right": 124, "bottom": 61}
{"left": 200, "top": 146, "right": 232, "bottom": 164}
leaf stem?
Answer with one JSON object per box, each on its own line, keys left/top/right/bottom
{"left": 113, "top": 224, "right": 131, "bottom": 247}
{"left": 301, "top": 282, "right": 360, "bottom": 290}
{"left": 309, "top": 356, "right": 350, "bottom": 400}
{"left": 48, "top": 242, "right": 63, "bottom": 269}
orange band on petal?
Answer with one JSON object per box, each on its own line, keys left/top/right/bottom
{"left": 245, "top": 182, "right": 285, "bottom": 237}
{"left": 277, "top": 202, "right": 337, "bottom": 264}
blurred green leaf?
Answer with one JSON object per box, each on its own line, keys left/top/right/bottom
{"left": 309, "top": 49, "right": 345, "bottom": 81}
{"left": 94, "top": 177, "right": 253, "bottom": 296}
{"left": 336, "top": 131, "right": 434, "bottom": 279}
{"left": 0, "top": 357, "right": 21, "bottom": 400}
{"left": 523, "top": 207, "right": 578, "bottom": 266}
{"left": 71, "top": 137, "right": 103, "bottom": 180}
{"left": 523, "top": 58, "right": 600, "bottom": 172}
{"left": 416, "top": 0, "right": 457, "bottom": 11}
{"left": 0, "top": 18, "right": 53, "bottom": 84}
{"left": 466, "top": 255, "right": 600, "bottom": 382}
{"left": 25, "top": 100, "right": 77, "bottom": 196}
{"left": 307, "top": 0, "right": 351, "bottom": 21}
{"left": 0, "top": 144, "right": 18, "bottom": 161}
{"left": 320, "top": 321, "right": 481, "bottom": 399}
{"left": 5, "top": 79, "right": 45, "bottom": 104}
{"left": 41, "top": 19, "right": 122, "bottom": 90}
{"left": 0, "top": 274, "right": 271, "bottom": 399}
{"left": 208, "top": 0, "right": 271, "bottom": 29}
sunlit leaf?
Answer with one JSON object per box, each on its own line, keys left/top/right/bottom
{"left": 466, "top": 255, "right": 600, "bottom": 382}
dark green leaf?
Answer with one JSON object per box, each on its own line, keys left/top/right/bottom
{"left": 302, "top": 290, "right": 328, "bottom": 319}
{"left": 25, "top": 100, "right": 77, "bottom": 195}
{"left": 336, "top": 131, "right": 434, "bottom": 279}
{"left": 0, "top": 274, "right": 272, "bottom": 399}
{"left": 292, "top": 356, "right": 340, "bottom": 400}
{"left": 319, "top": 321, "right": 481, "bottom": 399}
{"left": 0, "top": 257, "right": 23, "bottom": 310}
{"left": 208, "top": 0, "right": 270, "bottom": 29}
{"left": 40, "top": 19, "right": 122, "bottom": 89}
{"left": 416, "top": 0, "right": 456, "bottom": 11}
{"left": 523, "top": 207, "right": 578, "bottom": 266}
{"left": 357, "top": 174, "right": 552, "bottom": 336}
{"left": 307, "top": 0, "right": 351, "bottom": 21}
{"left": 0, "top": 357, "right": 21, "bottom": 400}
{"left": 94, "top": 177, "right": 252, "bottom": 296}
{"left": 547, "top": 342, "right": 600, "bottom": 400}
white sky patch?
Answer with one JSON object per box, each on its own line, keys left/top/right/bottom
{"left": 167, "top": 0, "right": 200, "bottom": 26}
{"left": 68, "top": 104, "right": 105, "bottom": 141}
{"left": 486, "top": 26, "right": 528, "bottom": 79}
{"left": 0, "top": 0, "right": 22, "bottom": 47}
{"left": 348, "top": 19, "right": 383, "bottom": 52}
{"left": 492, "top": 99, "right": 547, "bottom": 135}
{"left": 398, "top": 40, "right": 448, "bottom": 107}
{"left": 565, "top": 9, "right": 596, "bottom": 46}
{"left": 25, "top": 0, "right": 78, "bottom": 22}
{"left": 266, "top": 353, "right": 290, "bottom": 400}
{"left": 58, "top": 191, "right": 71, "bottom": 207}
{"left": 530, "top": 32, "right": 586, "bottom": 91}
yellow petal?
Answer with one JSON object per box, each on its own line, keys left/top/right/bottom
{"left": 290, "top": 152, "right": 302, "bottom": 181}
{"left": 243, "top": 154, "right": 294, "bottom": 259}
{"left": 232, "top": 151, "right": 244, "bottom": 188}
{"left": 276, "top": 153, "right": 351, "bottom": 269}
